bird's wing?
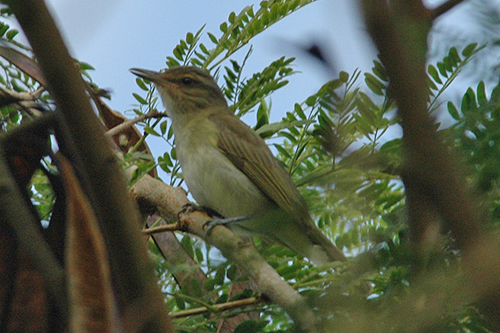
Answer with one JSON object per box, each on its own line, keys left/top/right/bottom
{"left": 209, "top": 112, "right": 347, "bottom": 263}
{"left": 209, "top": 112, "right": 310, "bottom": 224}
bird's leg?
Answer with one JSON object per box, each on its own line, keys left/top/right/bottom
{"left": 203, "top": 216, "right": 249, "bottom": 236}
{"left": 180, "top": 203, "right": 248, "bottom": 235}
{"left": 181, "top": 202, "right": 224, "bottom": 218}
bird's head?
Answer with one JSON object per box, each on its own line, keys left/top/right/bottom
{"left": 130, "top": 66, "right": 228, "bottom": 118}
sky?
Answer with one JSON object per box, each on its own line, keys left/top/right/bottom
{"left": 8, "top": 0, "right": 498, "bottom": 157}
{"left": 41, "top": 0, "right": 376, "bottom": 115}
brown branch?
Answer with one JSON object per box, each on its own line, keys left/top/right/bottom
{"left": 360, "top": 0, "right": 480, "bottom": 254}
{"left": 170, "top": 296, "right": 262, "bottom": 319}
{"left": 3, "top": 0, "right": 173, "bottom": 331}
{"left": 130, "top": 173, "right": 322, "bottom": 332}
{"left": 143, "top": 223, "right": 182, "bottom": 235}
{"left": 105, "top": 110, "right": 166, "bottom": 138}
{"left": 0, "top": 144, "right": 66, "bottom": 315}
{"left": 360, "top": 0, "right": 500, "bottom": 328}
{"left": 430, "top": 0, "right": 466, "bottom": 20}
{"left": 145, "top": 216, "right": 209, "bottom": 292}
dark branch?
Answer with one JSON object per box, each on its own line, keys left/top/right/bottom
{"left": 431, "top": 0, "right": 466, "bottom": 20}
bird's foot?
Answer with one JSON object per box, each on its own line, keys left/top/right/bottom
{"left": 180, "top": 203, "right": 224, "bottom": 218}
{"left": 204, "top": 216, "right": 249, "bottom": 236}
{"left": 180, "top": 204, "right": 248, "bottom": 235}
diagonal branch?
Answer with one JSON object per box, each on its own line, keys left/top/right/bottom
{"left": 130, "top": 173, "right": 322, "bottom": 333}
{"left": 2, "top": 0, "right": 173, "bottom": 331}
{"left": 430, "top": 0, "right": 466, "bottom": 20}
{"left": 105, "top": 110, "right": 166, "bottom": 138}
{"left": 360, "top": 0, "right": 480, "bottom": 253}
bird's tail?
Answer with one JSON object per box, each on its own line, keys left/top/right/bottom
{"left": 270, "top": 217, "right": 346, "bottom": 265}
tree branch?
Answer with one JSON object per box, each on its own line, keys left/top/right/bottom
{"left": 105, "top": 110, "right": 166, "bottom": 138}
{"left": 143, "top": 222, "right": 182, "bottom": 235}
{"left": 0, "top": 143, "right": 66, "bottom": 317}
{"left": 170, "top": 296, "right": 262, "bottom": 319}
{"left": 360, "top": 0, "right": 500, "bottom": 328}
{"left": 360, "top": 0, "right": 480, "bottom": 254}
{"left": 430, "top": 0, "right": 465, "bottom": 20}
{"left": 3, "top": 0, "right": 173, "bottom": 331}
{"left": 130, "top": 173, "right": 322, "bottom": 332}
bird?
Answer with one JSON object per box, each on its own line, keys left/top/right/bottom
{"left": 130, "top": 66, "right": 346, "bottom": 265}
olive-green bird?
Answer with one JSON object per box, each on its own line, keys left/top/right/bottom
{"left": 130, "top": 66, "right": 346, "bottom": 265}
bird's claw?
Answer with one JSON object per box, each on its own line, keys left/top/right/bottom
{"left": 204, "top": 216, "right": 249, "bottom": 236}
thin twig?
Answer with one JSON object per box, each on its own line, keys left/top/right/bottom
{"left": 430, "top": 0, "right": 465, "bottom": 19}
{"left": 105, "top": 110, "right": 166, "bottom": 138}
{"left": 143, "top": 223, "right": 181, "bottom": 235}
{"left": 170, "top": 297, "right": 262, "bottom": 319}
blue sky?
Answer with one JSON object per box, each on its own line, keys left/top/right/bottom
{"left": 38, "top": 0, "right": 496, "bottom": 120}
{"left": 22, "top": 0, "right": 494, "bottom": 175}
{"left": 35, "top": 0, "right": 491, "bottom": 117}
{"left": 12, "top": 0, "right": 496, "bottom": 163}
{"left": 43, "top": 0, "right": 376, "bottom": 115}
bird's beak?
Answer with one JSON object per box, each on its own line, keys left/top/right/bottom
{"left": 130, "top": 68, "right": 162, "bottom": 83}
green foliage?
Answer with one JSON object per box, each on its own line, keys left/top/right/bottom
{"left": 1, "top": 0, "right": 496, "bottom": 331}
{"left": 446, "top": 76, "right": 500, "bottom": 225}
{"left": 427, "top": 43, "right": 486, "bottom": 113}
{"left": 165, "top": 0, "right": 315, "bottom": 71}
{"left": 132, "top": 0, "right": 315, "bottom": 187}
{"left": 126, "top": 1, "right": 500, "bottom": 328}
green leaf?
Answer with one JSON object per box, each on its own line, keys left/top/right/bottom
{"left": 220, "top": 22, "right": 228, "bottom": 33}
{"left": 135, "top": 78, "right": 148, "bottom": 91}
{"left": 199, "top": 43, "right": 209, "bottom": 55}
{"left": 227, "top": 264, "right": 237, "bottom": 280}
{"left": 462, "top": 42, "right": 478, "bottom": 57}
{"left": 437, "top": 62, "right": 447, "bottom": 77}
{"left": 461, "top": 88, "right": 477, "bottom": 114}
{"left": 144, "top": 125, "right": 160, "bottom": 136}
{"left": 477, "top": 81, "right": 487, "bottom": 106}
{"left": 161, "top": 152, "right": 173, "bottom": 167}
{"left": 132, "top": 93, "right": 147, "bottom": 104}
{"left": 0, "top": 23, "right": 9, "bottom": 37}
{"left": 160, "top": 120, "right": 168, "bottom": 135}
{"left": 447, "top": 101, "right": 460, "bottom": 120}
{"left": 6, "top": 28, "right": 18, "bottom": 40}
{"left": 175, "top": 297, "right": 185, "bottom": 310}
{"left": 449, "top": 47, "right": 461, "bottom": 64}
{"left": 195, "top": 247, "right": 204, "bottom": 262}
{"left": 427, "top": 64, "right": 442, "bottom": 84}
{"left": 294, "top": 103, "right": 306, "bottom": 120}
{"left": 214, "top": 266, "right": 226, "bottom": 285}
{"left": 427, "top": 76, "right": 438, "bottom": 91}
{"left": 228, "top": 11, "right": 236, "bottom": 23}
{"left": 186, "top": 32, "right": 194, "bottom": 44}
{"left": 365, "top": 73, "right": 385, "bottom": 96}
{"left": 372, "top": 60, "right": 387, "bottom": 82}
{"left": 235, "top": 320, "right": 264, "bottom": 333}
{"left": 173, "top": 46, "right": 184, "bottom": 61}
{"left": 208, "top": 32, "right": 218, "bottom": 44}
{"left": 167, "top": 124, "right": 174, "bottom": 139}
{"left": 339, "top": 71, "right": 349, "bottom": 83}
{"left": 274, "top": 143, "right": 291, "bottom": 159}
{"left": 166, "top": 56, "right": 180, "bottom": 67}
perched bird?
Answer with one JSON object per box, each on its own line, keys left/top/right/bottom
{"left": 130, "top": 66, "right": 346, "bottom": 265}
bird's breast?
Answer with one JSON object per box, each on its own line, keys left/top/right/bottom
{"left": 173, "top": 119, "right": 272, "bottom": 219}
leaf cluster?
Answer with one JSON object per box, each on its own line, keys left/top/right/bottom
{"left": 125, "top": 0, "right": 500, "bottom": 328}
{"left": 2, "top": 0, "right": 496, "bottom": 331}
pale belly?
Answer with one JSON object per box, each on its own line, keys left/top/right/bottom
{"left": 178, "top": 141, "right": 273, "bottom": 220}
{"left": 173, "top": 119, "right": 282, "bottom": 237}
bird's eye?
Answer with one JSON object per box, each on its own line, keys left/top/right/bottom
{"left": 181, "top": 77, "right": 194, "bottom": 85}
